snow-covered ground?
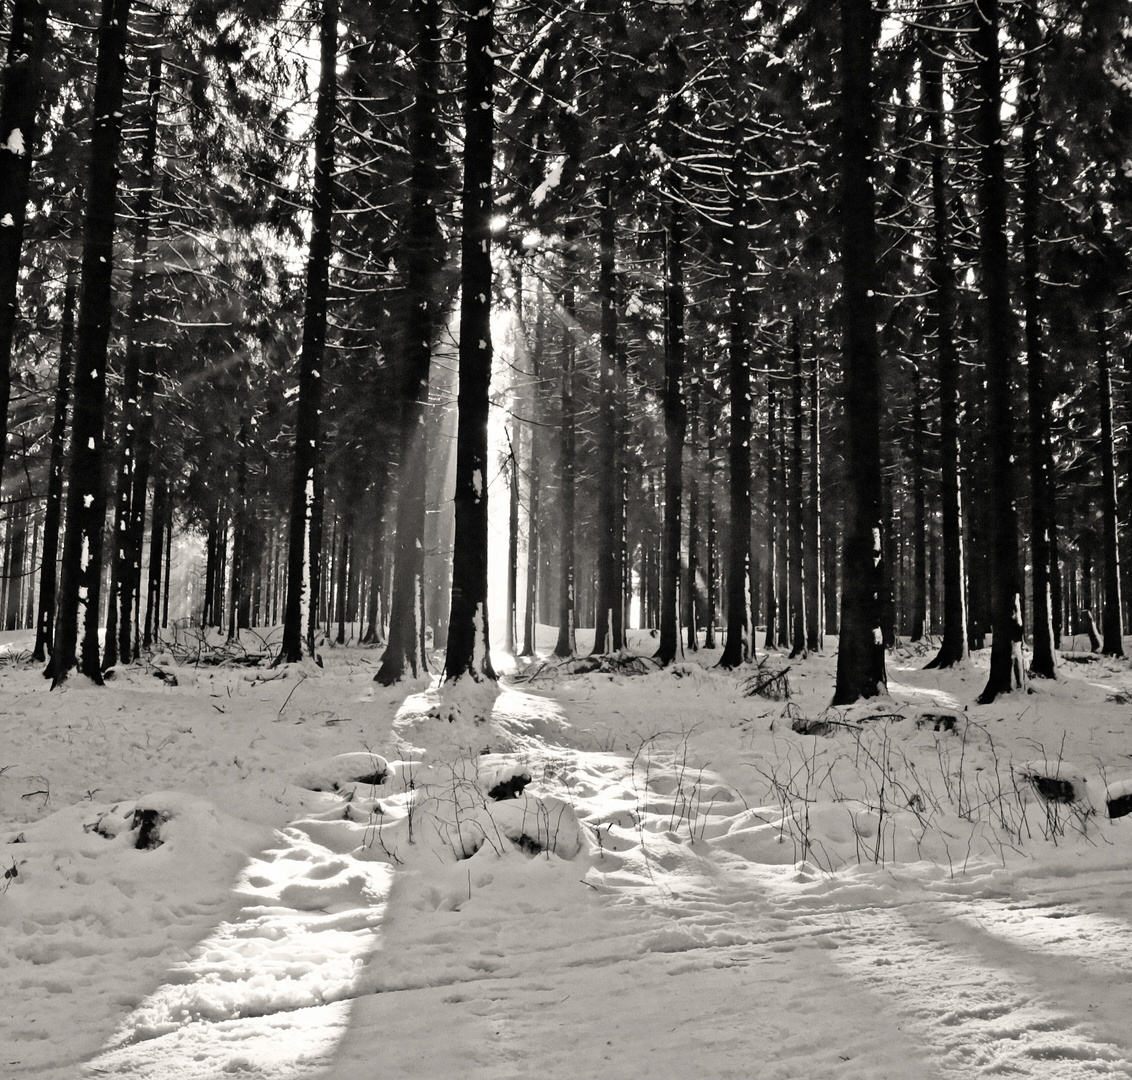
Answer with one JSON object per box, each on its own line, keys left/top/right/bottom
{"left": 4, "top": 624, "right": 1132, "bottom": 1078}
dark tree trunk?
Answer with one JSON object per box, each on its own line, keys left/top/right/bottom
{"left": 0, "top": 0, "right": 49, "bottom": 492}
{"left": 1097, "top": 311, "right": 1124, "bottom": 657}
{"left": 376, "top": 0, "right": 444, "bottom": 684}
{"left": 719, "top": 2, "right": 752, "bottom": 670}
{"left": 104, "top": 34, "right": 162, "bottom": 670}
{"left": 789, "top": 319, "right": 807, "bottom": 658}
{"left": 143, "top": 476, "right": 166, "bottom": 649}
{"left": 505, "top": 438, "right": 519, "bottom": 653}
{"left": 777, "top": 399, "right": 790, "bottom": 651}
{"left": 47, "top": 0, "right": 132, "bottom": 687}
{"left": 806, "top": 346, "right": 824, "bottom": 652}
{"left": 705, "top": 388, "right": 719, "bottom": 649}
{"left": 764, "top": 379, "right": 778, "bottom": 651}
{"left": 1078, "top": 537, "right": 1101, "bottom": 651}
{"left": 228, "top": 428, "right": 249, "bottom": 642}
{"left": 32, "top": 257, "right": 76, "bottom": 662}
{"left": 686, "top": 376, "right": 700, "bottom": 652}
{"left": 335, "top": 512, "right": 350, "bottom": 645}
{"left": 1049, "top": 509, "right": 1062, "bottom": 649}
{"left": 593, "top": 175, "right": 622, "bottom": 656}
{"left": 278, "top": 0, "right": 336, "bottom": 665}
{"left": 832, "top": 0, "right": 889, "bottom": 705}
{"left": 554, "top": 240, "right": 579, "bottom": 659}
{"left": 444, "top": 0, "right": 496, "bottom": 683}
{"left": 910, "top": 360, "right": 927, "bottom": 642}
{"left": 308, "top": 442, "right": 326, "bottom": 650}
{"left": 975, "top": 0, "right": 1025, "bottom": 703}
{"left": 5, "top": 497, "right": 27, "bottom": 630}
{"left": 923, "top": 24, "right": 969, "bottom": 670}
{"left": 521, "top": 283, "right": 544, "bottom": 657}
{"left": 656, "top": 99, "right": 686, "bottom": 665}
{"left": 1020, "top": 4, "right": 1058, "bottom": 678}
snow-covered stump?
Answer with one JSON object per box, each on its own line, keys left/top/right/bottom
{"left": 1104, "top": 778, "right": 1132, "bottom": 821}
{"left": 1016, "top": 760, "right": 1095, "bottom": 840}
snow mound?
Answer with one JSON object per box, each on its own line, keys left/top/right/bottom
{"left": 290, "top": 752, "right": 389, "bottom": 792}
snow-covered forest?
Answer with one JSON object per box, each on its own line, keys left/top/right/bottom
{"left": 4, "top": 0, "right": 1132, "bottom": 1076}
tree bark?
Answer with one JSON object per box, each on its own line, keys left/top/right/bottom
{"left": 910, "top": 359, "right": 927, "bottom": 642}
{"left": 832, "top": 0, "right": 889, "bottom": 705}
{"left": 47, "top": 0, "right": 132, "bottom": 687}
{"left": 764, "top": 378, "right": 778, "bottom": 650}
{"left": 505, "top": 435, "right": 519, "bottom": 652}
{"left": 278, "top": 0, "right": 337, "bottom": 665}
{"left": 593, "top": 174, "right": 622, "bottom": 655}
{"left": 656, "top": 90, "right": 686, "bottom": 665}
{"left": 806, "top": 344, "right": 824, "bottom": 652}
{"left": 553, "top": 228, "right": 579, "bottom": 659}
{"left": 922, "top": 23, "right": 969, "bottom": 670}
{"left": 142, "top": 476, "right": 166, "bottom": 649}
{"left": 705, "top": 386, "right": 719, "bottom": 649}
{"left": 1097, "top": 309, "right": 1124, "bottom": 657}
{"left": 685, "top": 376, "right": 701, "bottom": 651}
{"left": 1020, "top": 3, "right": 1058, "bottom": 678}
{"left": 521, "top": 281, "right": 544, "bottom": 657}
{"left": 719, "top": 4, "right": 752, "bottom": 670}
{"left": 975, "top": 0, "right": 1026, "bottom": 703}
{"left": 444, "top": 0, "right": 496, "bottom": 683}
{"left": 789, "top": 319, "right": 807, "bottom": 658}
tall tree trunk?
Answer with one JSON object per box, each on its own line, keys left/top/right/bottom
{"left": 335, "top": 512, "right": 350, "bottom": 645}
{"left": 521, "top": 282, "right": 544, "bottom": 657}
{"left": 806, "top": 345, "right": 824, "bottom": 652}
{"left": 32, "top": 255, "right": 76, "bottom": 662}
{"left": 1097, "top": 310, "right": 1124, "bottom": 657}
{"left": 686, "top": 376, "right": 700, "bottom": 651}
{"left": 143, "top": 476, "right": 166, "bottom": 649}
{"left": 789, "top": 319, "right": 807, "bottom": 658}
{"left": 1020, "top": 3, "right": 1058, "bottom": 678}
{"left": 593, "top": 174, "right": 622, "bottom": 655}
{"left": 444, "top": 0, "right": 496, "bottom": 683}
{"left": 720, "top": 4, "right": 752, "bottom": 670}
{"left": 832, "top": 0, "right": 889, "bottom": 704}
{"left": 376, "top": 0, "right": 444, "bottom": 683}
{"left": 505, "top": 435, "right": 519, "bottom": 653}
{"left": 307, "top": 439, "right": 325, "bottom": 652}
{"left": 278, "top": 0, "right": 336, "bottom": 665}
{"left": 104, "top": 32, "right": 163, "bottom": 670}
{"left": 554, "top": 236, "right": 579, "bottom": 659}
{"left": 975, "top": 0, "right": 1025, "bottom": 703}
{"left": 5, "top": 496, "right": 27, "bottom": 630}
{"left": 923, "top": 24, "right": 969, "bottom": 671}
{"left": 656, "top": 75, "right": 686, "bottom": 665}
{"left": 46, "top": 0, "right": 132, "bottom": 687}
{"left": 764, "top": 379, "right": 778, "bottom": 650}
{"left": 705, "top": 387, "right": 719, "bottom": 649}
{"left": 777, "top": 405, "right": 790, "bottom": 649}
{"left": 0, "top": 0, "right": 49, "bottom": 493}
{"left": 910, "top": 360, "right": 927, "bottom": 642}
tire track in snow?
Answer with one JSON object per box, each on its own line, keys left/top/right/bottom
{"left": 827, "top": 904, "right": 1132, "bottom": 1078}
{"left": 516, "top": 718, "right": 1132, "bottom": 1080}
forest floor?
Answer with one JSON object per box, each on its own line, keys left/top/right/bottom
{"left": 3, "top": 624, "right": 1132, "bottom": 1079}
